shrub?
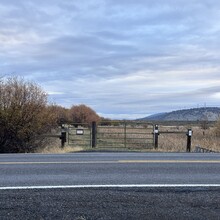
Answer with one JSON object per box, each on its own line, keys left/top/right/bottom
{"left": 0, "top": 77, "right": 57, "bottom": 153}
{"left": 69, "top": 104, "right": 100, "bottom": 124}
{"left": 47, "top": 105, "right": 69, "bottom": 125}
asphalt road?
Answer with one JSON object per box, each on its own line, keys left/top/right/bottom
{"left": 0, "top": 152, "right": 220, "bottom": 219}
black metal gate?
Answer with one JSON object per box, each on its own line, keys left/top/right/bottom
{"left": 67, "top": 121, "right": 154, "bottom": 149}
{"left": 96, "top": 121, "right": 154, "bottom": 149}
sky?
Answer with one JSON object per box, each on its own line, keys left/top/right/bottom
{"left": 1, "top": 0, "right": 220, "bottom": 119}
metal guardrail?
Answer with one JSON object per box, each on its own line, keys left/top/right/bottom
{"left": 194, "top": 146, "right": 218, "bottom": 153}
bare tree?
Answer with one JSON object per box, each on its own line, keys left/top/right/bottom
{"left": 47, "top": 105, "right": 69, "bottom": 125}
{"left": 0, "top": 77, "right": 57, "bottom": 153}
{"left": 69, "top": 104, "right": 100, "bottom": 124}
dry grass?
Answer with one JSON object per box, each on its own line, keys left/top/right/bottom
{"left": 158, "top": 134, "right": 187, "bottom": 152}
{"left": 36, "top": 145, "right": 84, "bottom": 154}
{"left": 158, "top": 125, "right": 220, "bottom": 152}
{"left": 35, "top": 137, "right": 84, "bottom": 153}
{"left": 192, "top": 127, "right": 220, "bottom": 152}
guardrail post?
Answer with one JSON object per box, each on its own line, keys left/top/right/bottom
{"left": 92, "top": 121, "right": 97, "bottom": 148}
{"left": 154, "top": 125, "right": 159, "bottom": 149}
{"left": 186, "top": 129, "right": 192, "bottom": 152}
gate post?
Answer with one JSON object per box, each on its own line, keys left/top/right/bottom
{"left": 124, "top": 121, "right": 127, "bottom": 148}
{"left": 154, "top": 125, "right": 159, "bottom": 149}
{"left": 60, "top": 125, "right": 67, "bottom": 148}
{"left": 186, "top": 129, "right": 192, "bottom": 152}
{"left": 92, "top": 121, "right": 97, "bottom": 148}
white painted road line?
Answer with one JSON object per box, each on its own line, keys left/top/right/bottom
{"left": 0, "top": 184, "right": 220, "bottom": 190}
{"left": 0, "top": 160, "right": 220, "bottom": 165}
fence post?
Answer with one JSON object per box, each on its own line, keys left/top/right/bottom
{"left": 154, "top": 125, "right": 159, "bottom": 149}
{"left": 60, "top": 125, "right": 67, "bottom": 148}
{"left": 67, "top": 125, "right": 70, "bottom": 145}
{"left": 92, "top": 121, "right": 97, "bottom": 148}
{"left": 124, "top": 121, "right": 127, "bottom": 148}
{"left": 186, "top": 129, "right": 192, "bottom": 152}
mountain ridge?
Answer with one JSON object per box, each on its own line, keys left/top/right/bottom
{"left": 139, "top": 107, "right": 220, "bottom": 121}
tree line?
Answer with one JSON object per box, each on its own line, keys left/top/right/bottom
{"left": 0, "top": 77, "right": 101, "bottom": 153}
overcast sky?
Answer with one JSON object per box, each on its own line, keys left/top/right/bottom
{"left": 1, "top": 0, "right": 220, "bottom": 119}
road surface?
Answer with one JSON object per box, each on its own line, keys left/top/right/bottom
{"left": 0, "top": 152, "right": 219, "bottom": 219}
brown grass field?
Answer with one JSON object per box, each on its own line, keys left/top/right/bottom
{"left": 158, "top": 126, "right": 220, "bottom": 152}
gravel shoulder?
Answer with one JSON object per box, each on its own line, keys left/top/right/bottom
{"left": 0, "top": 187, "right": 219, "bottom": 220}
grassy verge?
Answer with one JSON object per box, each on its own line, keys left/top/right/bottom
{"left": 36, "top": 145, "right": 84, "bottom": 154}
{"left": 35, "top": 138, "right": 84, "bottom": 153}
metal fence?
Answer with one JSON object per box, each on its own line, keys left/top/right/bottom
{"left": 153, "top": 125, "right": 192, "bottom": 152}
{"left": 66, "top": 121, "right": 192, "bottom": 151}
{"left": 68, "top": 123, "right": 92, "bottom": 147}
{"left": 67, "top": 121, "right": 154, "bottom": 149}
{"left": 96, "top": 121, "right": 154, "bottom": 149}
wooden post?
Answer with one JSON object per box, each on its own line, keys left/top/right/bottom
{"left": 67, "top": 125, "right": 70, "bottom": 145}
{"left": 60, "top": 125, "right": 67, "bottom": 148}
{"left": 186, "top": 129, "right": 192, "bottom": 152}
{"left": 124, "top": 121, "right": 127, "bottom": 148}
{"left": 154, "top": 125, "right": 159, "bottom": 149}
{"left": 92, "top": 121, "right": 97, "bottom": 148}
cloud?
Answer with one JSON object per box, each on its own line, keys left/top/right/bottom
{"left": 1, "top": 0, "right": 220, "bottom": 118}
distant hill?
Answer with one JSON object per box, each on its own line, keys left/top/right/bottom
{"left": 139, "top": 107, "right": 220, "bottom": 121}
